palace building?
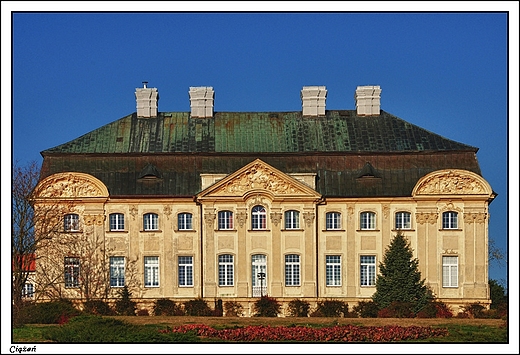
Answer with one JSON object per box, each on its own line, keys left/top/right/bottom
{"left": 32, "top": 84, "right": 496, "bottom": 315}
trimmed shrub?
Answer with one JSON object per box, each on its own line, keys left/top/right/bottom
{"left": 213, "top": 299, "right": 223, "bottom": 317}
{"left": 461, "top": 303, "right": 486, "bottom": 318}
{"left": 377, "top": 301, "right": 414, "bottom": 318}
{"left": 184, "top": 298, "right": 212, "bottom": 316}
{"left": 84, "top": 299, "right": 115, "bottom": 316}
{"left": 18, "top": 299, "right": 81, "bottom": 324}
{"left": 416, "top": 301, "right": 453, "bottom": 318}
{"left": 136, "top": 309, "right": 149, "bottom": 316}
{"left": 153, "top": 299, "right": 183, "bottom": 316}
{"left": 224, "top": 301, "right": 243, "bottom": 317}
{"left": 312, "top": 299, "right": 349, "bottom": 318}
{"left": 252, "top": 296, "right": 281, "bottom": 317}
{"left": 115, "top": 286, "right": 136, "bottom": 316}
{"left": 352, "top": 300, "right": 379, "bottom": 318}
{"left": 287, "top": 299, "right": 310, "bottom": 317}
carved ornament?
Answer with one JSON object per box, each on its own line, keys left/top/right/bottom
{"left": 212, "top": 162, "right": 303, "bottom": 196}
{"left": 84, "top": 214, "right": 104, "bottom": 226}
{"left": 415, "top": 212, "right": 438, "bottom": 225}
{"left": 415, "top": 170, "right": 488, "bottom": 195}
{"left": 204, "top": 212, "right": 215, "bottom": 227}
{"left": 163, "top": 206, "right": 172, "bottom": 220}
{"left": 129, "top": 206, "right": 138, "bottom": 220}
{"left": 35, "top": 173, "right": 108, "bottom": 198}
{"left": 463, "top": 212, "right": 487, "bottom": 224}
{"left": 303, "top": 212, "right": 315, "bottom": 226}
{"left": 236, "top": 211, "right": 247, "bottom": 227}
{"left": 270, "top": 212, "right": 282, "bottom": 226}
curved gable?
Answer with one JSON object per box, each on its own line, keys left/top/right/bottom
{"left": 412, "top": 169, "right": 493, "bottom": 197}
{"left": 33, "top": 172, "right": 109, "bottom": 199}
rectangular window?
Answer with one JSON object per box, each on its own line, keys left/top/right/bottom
{"left": 326, "top": 255, "right": 341, "bottom": 286}
{"left": 442, "top": 256, "right": 458, "bottom": 287}
{"left": 284, "top": 210, "right": 300, "bottom": 229}
{"left": 110, "top": 256, "right": 125, "bottom": 287}
{"left": 109, "top": 213, "right": 125, "bottom": 231}
{"left": 22, "top": 283, "right": 34, "bottom": 298}
{"left": 285, "top": 254, "right": 300, "bottom": 286}
{"left": 64, "top": 257, "right": 80, "bottom": 288}
{"left": 178, "top": 256, "right": 193, "bottom": 287}
{"left": 326, "top": 212, "right": 341, "bottom": 230}
{"left": 360, "top": 212, "right": 376, "bottom": 230}
{"left": 144, "top": 256, "right": 159, "bottom": 287}
{"left": 64, "top": 214, "right": 80, "bottom": 232}
{"left": 360, "top": 255, "right": 376, "bottom": 286}
{"left": 218, "top": 254, "right": 234, "bottom": 286}
{"left": 218, "top": 211, "right": 234, "bottom": 230}
{"left": 144, "top": 213, "right": 158, "bottom": 231}
{"left": 178, "top": 213, "right": 193, "bottom": 230}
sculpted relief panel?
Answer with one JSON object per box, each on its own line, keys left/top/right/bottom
{"left": 212, "top": 162, "right": 303, "bottom": 196}
{"left": 414, "top": 170, "right": 490, "bottom": 196}
{"left": 35, "top": 173, "right": 108, "bottom": 198}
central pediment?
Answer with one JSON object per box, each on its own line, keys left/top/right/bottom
{"left": 196, "top": 159, "right": 321, "bottom": 200}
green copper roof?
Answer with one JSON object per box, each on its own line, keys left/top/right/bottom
{"left": 42, "top": 110, "right": 477, "bottom": 155}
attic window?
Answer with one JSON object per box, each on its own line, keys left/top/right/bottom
{"left": 138, "top": 163, "right": 162, "bottom": 181}
{"left": 357, "top": 162, "right": 381, "bottom": 179}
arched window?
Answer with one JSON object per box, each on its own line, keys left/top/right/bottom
{"left": 218, "top": 210, "right": 234, "bottom": 230}
{"left": 178, "top": 213, "right": 193, "bottom": 230}
{"left": 395, "top": 211, "right": 411, "bottom": 230}
{"left": 326, "top": 212, "right": 341, "bottom": 230}
{"left": 251, "top": 205, "right": 267, "bottom": 230}
{"left": 442, "top": 211, "right": 458, "bottom": 229}
{"left": 284, "top": 210, "right": 300, "bottom": 229}
{"left": 360, "top": 211, "right": 376, "bottom": 230}
{"left": 143, "top": 213, "right": 158, "bottom": 231}
{"left": 109, "top": 213, "right": 125, "bottom": 231}
{"left": 64, "top": 214, "right": 80, "bottom": 232}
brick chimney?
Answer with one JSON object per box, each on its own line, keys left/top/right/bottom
{"left": 189, "top": 87, "right": 214, "bottom": 118}
{"left": 355, "top": 85, "right": 381, "bottom": 116}
{"left": 135, "top": 82, "right": 159, "bottom": 118}
{"left": 301, "top": 86, "right": 327, "bottom": 117}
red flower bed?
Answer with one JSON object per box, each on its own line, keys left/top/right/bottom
{"left": 161, "top": 324, "right": 448, "bottom": 342}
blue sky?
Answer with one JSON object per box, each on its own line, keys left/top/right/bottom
{"left": 3, "top": 1, "right": 518, "bottom": 344}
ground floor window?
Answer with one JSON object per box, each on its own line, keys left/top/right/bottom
{"left": 144, "top": 256, "right": 159, "bottom": 287}
{"left": 22, "top": 283, "right": 34, "bottom": 298}
{"left": 326, "top": 255, "right": 341, "bottom": 286}
{"left": 285, "top": 254, "right": 300, "bottom": 286}
{"left": 442, "top": 256, "right": 458, "bottom": 287}
{"left": 110, "top": 256, "right": 125, "bottom": 287}
{"left": 219, "top": 254, "right": 234, "bottom": 286}
{"left": 64, "top": 257, "right": 80, "bottom": 288}
{"left": 178, "top": 256, "right": 193, "bottom": 286}
{"left": 360, "top": 255, "right": 376, "bottom": 286}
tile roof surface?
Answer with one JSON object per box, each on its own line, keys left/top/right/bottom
{"left": 40, "top": 110, "right": 481, "bottom": 197}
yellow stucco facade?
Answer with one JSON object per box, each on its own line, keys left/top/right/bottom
{"left": 33, "top": 160, "right": 494, "bottom": 315}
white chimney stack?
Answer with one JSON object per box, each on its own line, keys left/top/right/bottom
{"left": 355, "top": 85, "right": 381, "bottom": 116}
{"left": 189, "top": 87, "right": 214, "bottom": 118}
{"left": 135, "top": 82, "right": 159, "bottom": 118}
{"left": 301, "top": 86, "right": 327, "bottom": 117}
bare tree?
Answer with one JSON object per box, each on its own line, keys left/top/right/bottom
{"left": 12, "top": 161, "right": 70, "bottom": 310}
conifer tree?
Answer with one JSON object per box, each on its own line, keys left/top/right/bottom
{"left": 372, "top": 232, "right": 432, "bottom": 314}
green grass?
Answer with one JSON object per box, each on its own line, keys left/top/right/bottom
{"left": 12, "top": 318, "right": 508, "bottom": 343}
{"left": 424, "top": 323, "right": 508, "bottom": 343}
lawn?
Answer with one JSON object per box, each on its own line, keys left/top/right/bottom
{"left": 12, "top": 316, "right": 507, "bottom": 343}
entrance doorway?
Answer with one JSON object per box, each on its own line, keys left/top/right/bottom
{"left": 252, "top": 254, "right": 267, "bottom": 297}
